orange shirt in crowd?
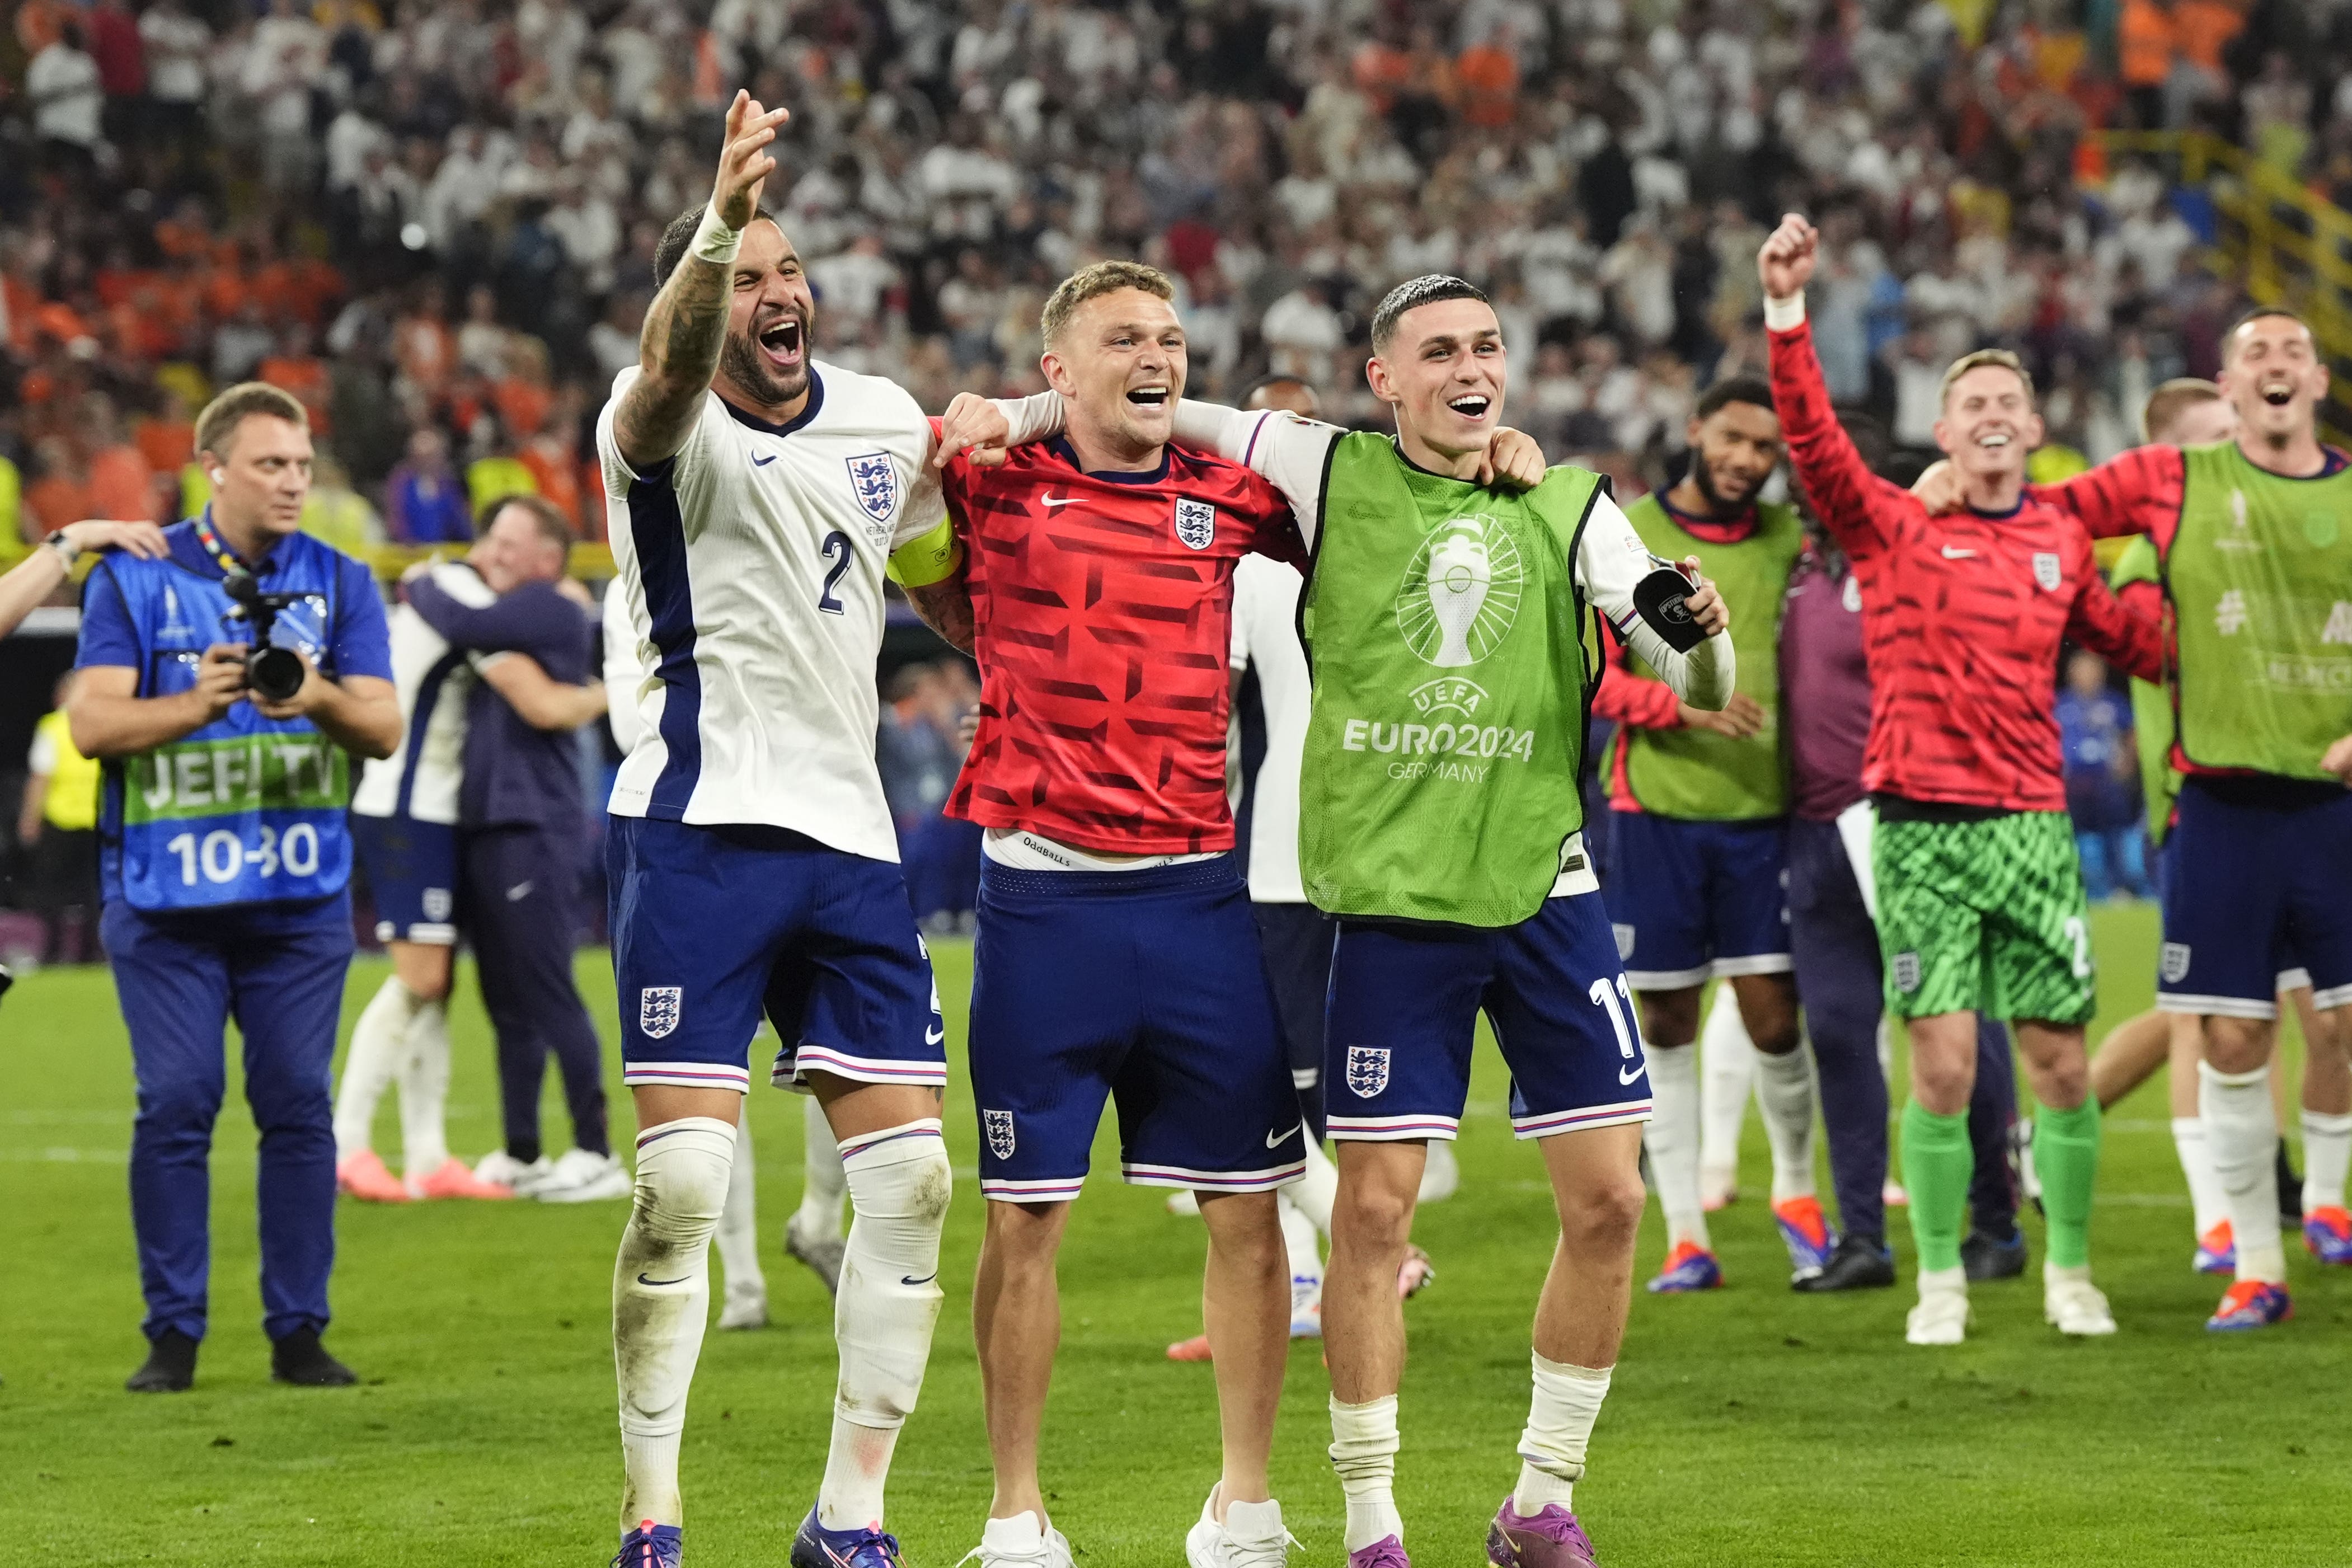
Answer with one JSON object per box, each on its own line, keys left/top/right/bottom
{"left": 135, "top": 418, "right": 196, "bottom": 477}
{"left": 1351, "top": 40, "right": 1412, "bottom": 115}
{"left": 2119, "top": 0, "right": 2175, "bottom": 87}
{"left": 493, "top": 376, "right": 553, "bottom": 438}
{"left": 520, "top": 439, "right": 580, "bottom": 522}
{"left": 15, "top": 0, "right": 67, "bottom": 56}
{"left": 26, "top": 449, "right": 148, "bottom": 532}
{"left": 260, "top": 354, "right": 333, "bottom": 433}
{"left": 2172, "top": 0, "right": 2245, "bottom": 74}
{"left": 396, "top": 316, "right": 456, "bottom": 396}
{"left": 1456, "top": 43, "right": 1519, "bottom": 128}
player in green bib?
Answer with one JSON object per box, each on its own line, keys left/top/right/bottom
{"left": 1170, "top": 275, "right": 1736, "bottom": 1568}
{"left": 2022, "top": 325, "right": 2352, "bottom": 1329}
{"left": 1589, "top": 377, "right": 1832, "bottom": 1294}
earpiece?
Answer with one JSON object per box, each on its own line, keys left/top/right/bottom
{"left": 212, "top": 470, "right": 226, "bottom": 483}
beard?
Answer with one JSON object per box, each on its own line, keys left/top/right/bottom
{"left": 720, "top": 308, "right": 814, "bottom": 409}
{"left": 1692, "top": 454, "right": 1757, "bottom": 514}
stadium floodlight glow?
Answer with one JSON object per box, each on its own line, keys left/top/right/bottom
{"left": 400, "top": 223, "right": 429, "bottom": 251}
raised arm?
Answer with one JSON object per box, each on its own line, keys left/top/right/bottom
{"left": 1579, "top": 494, "right": 1735, "bottom": 711}
{"left": 610, "top": 91, "right": 791, "bottom": 472}
{"left": 2026, "top": 445, "right": 2181, "bottom": 540}
{"left": 1759, "top": 215, "right": 1908, "bottom": 559}
{"left": 405, "top": 570, "right": 576, "bottom": 654}
{"left": 0, "top": 520, "right": 168, "bottom": 639}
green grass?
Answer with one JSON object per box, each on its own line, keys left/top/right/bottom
{"left": 6, "top": 902, "right": 2350, "bottom": 1566}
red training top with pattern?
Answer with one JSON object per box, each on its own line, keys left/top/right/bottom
{"left": 936, "top": 433, "right": 1302, "bottom": 854}
{"left": 1767, "top": 321, "right": 2164, "bottom": 813}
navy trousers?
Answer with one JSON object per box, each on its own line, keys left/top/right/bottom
{"left": 104, "top": 893, "right": 353, "bottom": 1345}
{"left": 1787, "top": 816, "right": 2019, "bottom": 1250}
{"left": 459, "top": 824, "right": 609, "bottom": 1162}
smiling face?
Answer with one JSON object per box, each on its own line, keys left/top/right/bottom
{"left": 1366, "top": 297, "right": 1508, "bottom": 464}
{"left": 471, "top": 503, "right": 569, "bottom": 594}
{"left": 1686, "top": 400, "right": 1782, "bottom": 512}
{"left": 1040, "top": 287, "right": 1186, "bottom": 461}
{"left": 1932, "top": 364, "right": 2043, "bottom": 488}
{"left": 716, "top": 219, "right": 816, "bottom": 413}
{"left": 2219, "top": 313, "right": 2330, "bottom": 450}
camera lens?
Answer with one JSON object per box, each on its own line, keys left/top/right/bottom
{"left": 248, "top": 645, "right": 307, "bottom": 704}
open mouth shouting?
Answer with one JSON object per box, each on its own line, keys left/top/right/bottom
{"left": 757, "top": 312, "right": 805, "bottom": 370}
{"left": 1126, "top": 383, "right": 1171, "bottom": 410}
{"left": 1447, "top": 393, "right": 1493, "bottom": 421}
{"left": 2259, "top": 374, "right": 2297, "bottom": 408}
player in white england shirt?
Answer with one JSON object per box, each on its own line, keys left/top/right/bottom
{"left": 594, "top": 91, "right": 1047, "bottom": 1568}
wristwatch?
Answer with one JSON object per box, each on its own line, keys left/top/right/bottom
{"left": 45, "top": 532, "right": 81, "bottom": 567}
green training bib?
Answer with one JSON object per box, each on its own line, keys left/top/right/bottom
{"left": 1298, "top": 434, "right": 1603, "bottom": 927}
{"left": 1606, "top": 494, "right": 1801, "bottom": 820}
{"left": 2167, "top": 443, "right": 2352, "bottom": 781}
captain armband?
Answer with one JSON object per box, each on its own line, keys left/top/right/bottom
{"left": 886, "top": 515, "right": 964, "bottom": 588}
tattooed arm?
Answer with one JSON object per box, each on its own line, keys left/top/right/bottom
{"left": 611, "top": 91, "right": 791, "bottom": 473}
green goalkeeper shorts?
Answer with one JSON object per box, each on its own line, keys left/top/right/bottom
{"left": 1872, "top": 809, "right": 2096, "bottom": 1026}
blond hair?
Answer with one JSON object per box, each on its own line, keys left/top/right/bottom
{"left": 1040, "top": 261, "right": 1176, "bottom": 349}
{"left": 194, "top": 382, "right": 309, "bottom": 461}
{"left": 1938, "top": 348, "right": 2035, "bottom": 411}
{"left": 2142, "top": 378, "right": 2223, "bottom": 444}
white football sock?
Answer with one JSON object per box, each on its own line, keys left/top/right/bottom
{"left": 1279, "top": 1191, "right": 1322, "bottom": 1295}
{"left": 714, "top": 1117, "right": 766, "bottom": 1299}
{"left": 614, "top": 1116, "right": 736, "bottom": 1531}
{"left": 1329, "top": 1394, "right": 1405, "bottom": 1552}
{"left": 1289, "top": 1136, "right": 1337, "bottom": 1237}
{"left": 396, "top": 994, "right": 452, "bottom": 1176}
{"left": 2301, "top": 1110, "right": 2352, "bottom": 1213}
{"left": 797, "top": 1095, "right": 848, "bottom": 1242}
{"left": 1698, "top": 990, "right": 1756, "bottom": 1184}
{"left": 1753, "top": 1040, "right": 1819, "bottom": 1204}
{"left": 2171, "top": 1118, "right": 2227, "bottom": 1238}
{"left": 335, "top": 978, "right": 422, "bottom": 1159}
{"left": 818, "top": 1119, "right": 951, "bottom": 1532}
{"left": 1642, "top": 1043, "right": 1708, "bottom": 1251}
{"left": 1513, "top": 1353, "right": 1611, "bottom": 1515}
{"left": 2200, "top": 1062, "right": 2285, "bottom": 1283}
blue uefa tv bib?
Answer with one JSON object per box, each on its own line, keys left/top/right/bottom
{"left": 97, "top": 520, "right": 358, "bottom": 912}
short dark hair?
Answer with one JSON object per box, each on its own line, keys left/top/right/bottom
{"left": 481, "top": 492, "right": 575, "bottom": 554}
{"left": 1694, "top": 377, "right": 1775, "bottom": 421}
{"left": 1370, "top": 275, "right": 1489, "bottom": 355}
{"left": 652, "top": 202, "right": 777, "bottom": 290}
{"left": 2221, "top": 307, "right": 2313, "bottom": 364}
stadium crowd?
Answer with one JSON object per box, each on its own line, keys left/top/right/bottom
{"left": 9, "top": 0, "right": 2336, "bottom": 951}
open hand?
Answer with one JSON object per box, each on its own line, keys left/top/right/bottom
{"left": 1758, "top": 213, "right": 1819, "bottom": 302}
{"left": 1680, "top": 691, "right": 1766, "bottom": 739}
{"left": 59, "top": 519, "right": 170, "bottom": 559}
{"left": 712, "top": 90, "right": 790, "bottom": 231}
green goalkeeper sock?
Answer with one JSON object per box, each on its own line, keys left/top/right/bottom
{"left": 1899, "top": 1099, "right": 1974, "bottom": 1275}
{"left": 2035, "top": 1100, "right": 2102, "bottom": 1269}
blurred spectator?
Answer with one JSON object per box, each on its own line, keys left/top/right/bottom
{"left": 2058, "top": 650, "right": 2151, "bottom": 901}
{"left": 18, "top": 674, "right": 102, "bottom": 965}
{"left": 384, "top": 426, "right": 473, "bottom": 545}
{"left": 301, "top": 453, "right": 383, "bottom": 556}
{"left": 26, "top": 19, "right": 102, "bottom": 177}
{"left": 879, "top": 660, "right": 982, "bottom": 933}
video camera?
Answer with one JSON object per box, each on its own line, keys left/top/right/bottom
{"left": 221, "top": 571, "right": 313, "bottom": 705}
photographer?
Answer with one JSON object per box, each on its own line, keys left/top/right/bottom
{"left": 67, "top": 383, "right": 398, "bottom": 1394}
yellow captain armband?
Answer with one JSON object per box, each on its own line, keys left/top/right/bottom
{"left": 887, "top": 515, "right": 963, "bottom": 588}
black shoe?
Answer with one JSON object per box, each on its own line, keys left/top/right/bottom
{"left": 1961, "top": 1227, "right": 2028, "bottom": 1282}
{"left": 1792, "top": 1235, "right": 1896, "bottom": 1292}
{"left": 2278, "top": 1145, "right": 2304, "bottom": 1225}
{"left": 126, "top": 1330, "right": 198, "bottom": 1393}
{"left": 270, "top": 1327, "right": 357, "bottom": 1387}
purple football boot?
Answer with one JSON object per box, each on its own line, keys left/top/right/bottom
{"left": 1486, "top": 1498, "right": 1602, "bottom": 1567}
{"left": 1349, "top": 1536, "right": 1412, "bottom": 1568}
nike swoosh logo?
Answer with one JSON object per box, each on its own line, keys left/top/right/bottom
{"left": 753, "top": 454, "right": 778, "bottom": 467}
{"left": 926, "top": 1024, "right": 946, "bottom": 1045}
{"left": 1619, "top": 1063, "right": 1646, "bottom": 1086}
{"left": 637, "top": 1273, "right": 690, "bottom": 1287}
{"left": 1041, "top": 494, "right": 1081, "bottom": 507}
{"left": 1267, "top": 1123, "right": 1301, "bottom": 1148}
{"left": 1940, "top": 546, "right": 1975, "bottom": 559}
{"left": 901, "top": 1271, "right": 938, "bottom": 1287}
{"left": 506, "top": 881, "right": 533, "bottom": 902}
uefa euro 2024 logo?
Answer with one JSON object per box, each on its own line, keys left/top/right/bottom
{"left": 1397, "top": 514, "right": 1522, "bottom": 668}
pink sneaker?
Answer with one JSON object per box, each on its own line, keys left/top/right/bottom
{"left": 336, "top": 1150, "right": 410, "bottom": 1203}
{"left": 407, "top": 1157, "right": 514, "bottom": 1200}
{"left": 1349, "top": 1536, "right": 1411, "bottom": 1567}
{"left": 1486, "top": 1498, "right": 1602, "bottom": 1566}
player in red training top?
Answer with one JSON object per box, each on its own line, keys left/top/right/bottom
{"left": 1759, "top": 214, "right": 2163, "bottom": 1349}
{"left": 891, "top": 261, "right": 1309, "bottom": 1568}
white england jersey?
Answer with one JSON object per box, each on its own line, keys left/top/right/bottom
{"left": 351, "top": 561, "right": 493, "bottom": 824}
{"left": 1229, "top": 554, "right": 1312, "bottom": 903}
{"left": 597, "top": 362, "right": 944, "bottom": 861}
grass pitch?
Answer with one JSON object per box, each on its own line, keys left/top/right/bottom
{"left": 6, "top": 902, "right": 2351, "bottom": 1566}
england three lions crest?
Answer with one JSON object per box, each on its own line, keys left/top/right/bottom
{"left": 2032, "top": 551, "right": 2063, "bottom": 593}
{"left": 846, "top": 453, "right": 900, "bottom": 529}
{"left": 983, "top": 1109, "right": 1017, "bottom": 1159}
{"left": 1345, "top": 1045, "right": 1391, "bottom": 1098}
{"left": 1174, "top": 497, "right": 1216, "bottom": 550}
{"left": 639, "top": 986, "right": 683, "bottom": 1040}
